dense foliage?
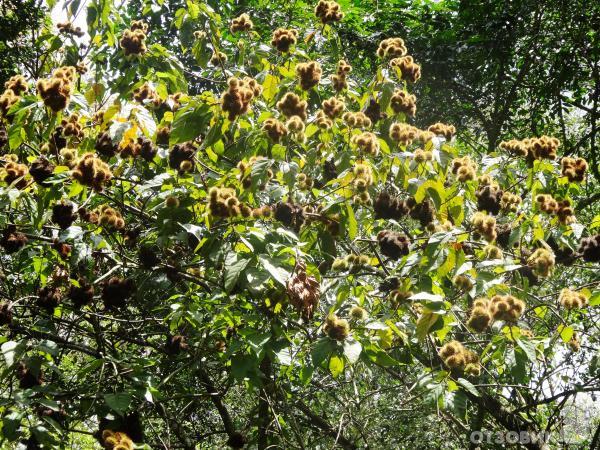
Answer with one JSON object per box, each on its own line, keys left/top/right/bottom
{"left": 0, "top": 0, "right": 598, "bottom": 449}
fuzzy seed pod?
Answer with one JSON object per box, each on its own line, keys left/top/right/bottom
{"left": 489, "top": 294, "right": 525, "bottom": 322}
{"left": 271, "top": 28, "right": 298, "bottom": 52}
{"left": 390, "top": 55, "right": 421, "bottom": 83}
{"left": 296, "top": 61, "right": 322, "bottom": 90}
{"left": 0, "top": 225, "right": 28, "bottom": 253}
{"left": 377, "top": 230, "right": 410, "bottom": 259}
{"left": 230, "top": 13, "right": 253, "bottom": 33}
{"left": 578, "top": 234, "right": 600, "bottom": 263}
{"left": 277, "top": 92, "right": 307, "bottom": 121}
{"left": 389, "top": 122, "right": 418, "bottom": 145}
{"left": 315, "top": 0, "right": 344, "bottom": 23}
{"left": 69, "top": 278, "right": 95, "bottom": 308}
{"left": 102, "top": 277, "right": 135, "bottom": 309}
{"left": 376, "top": 37, "right": 407, "bottom": 59}
{"left": 324, "top": 314, "right": 350, "bottom": 340}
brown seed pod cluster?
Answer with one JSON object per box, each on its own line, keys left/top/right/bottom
{"left": 476, "top": 183, "right": 503, "bottom": 215}
{"left": 286, "top": 261, "right": 320, "bottom": 319}
{"left": 37, "top": 286, "right": 63, "bottom": 311}
{"left": 390, "top": 55, "right": 421, "bottom": 83}
{"left": 390, "top": 89, "right": 417, "bottom": 116}
{"left": 331, "top": 60, "right": 352, "bottom": 91}
{"left": 0, "top": 88, "right": 20, "bottom": 115}
{"left": 169, "top": 142, "right": 196, "bottom": 173}
{"left": 102, "top": 429, "right": 134, "bottom": 450}
{"left": 413, "top": 148, "right": 433, "bottom": 163}
{"left": 52, "top": 202, "right": 77, "bottom": 229}
{"left": 98, "top": 205, "right": 125, "bottom": 230}
{"left": 52, "top": 239, "right": 71, "bottom": 259}
{"left": 373, "top": 192, "right": 410, "bottom": 220}
{"left": 0, "top": 126, "right": 7, "bottom": 148}
{"left": 578, "top": 234, "right": 600, "bottom": 263}
{"left": 120, "top": 22, "right": 148, "bottom": 56}
{"left": 36, "top": 66, "right": 76, "bottom": 112}
{"left": 2, "top": 160, "right": 29, "bottom": 189}
{"left": 95, "top": 132, "right": 118, "bottom": 157}
{"left": 428, "top": 122, "right": 456, "bottom": 141}
{"left": 331, "top": 254, "right": 371, "bottom": 271}
{"left": 296, "top": 173, "right": 314, "bottom": 190}
{"left": 376, "top": 37, "right": 407, "bottom": 59}
{"left": 230, "top": 13, "right": 254, "bottom": 33}
{"left": 526, "top": 136, "right": 559, "bottom": 160}
{"left": 351, "top": 132, "right": 380, "bottom": 156}
{"left": 78, "top": 207, "right": 98, "bottom": 224}
{"left": 237, "top": 156, "right": 273, "bottom": 189}
{"left": 133, "top": 82, "right": 161, "bottom": 106}
{"left": 5, "top": 74, "right": 28, "bottom": 95}
{"left": 363, "top": 98, "right": 385, "bottom": 124}
{"left": 120, "top": 136, "right": 157, "bottom": 161}
{"left": 407, "top": 198, "right": 435, "bottom": 226}
{"left": 438, "top": 341, "right": 479, "bottom": 371}
{"left": 343, "top": 111, "right": 371, "bottom": 129}
{"left": 262, "top": 118, "right": 287, "bottom": 142}
{"left": 559, "top": 288, "right": 587, "bottom": 310}
{"left": 61, "top": 113, "right": 84, "bottom": 139}
{"left": 221, "top": 77, "right": 262, "bottom": 121}
{"left": 102, "top": 277, "right": 135, "bottom": 309}
{"left": 453, "top": 274, "right": 473, "bottom": 291}
{"left": 72, "top": 153, "right": 113, "bottom": 190}
{"left": 482, "top": 244, "right": 503, "bottom": 260}
{"left": 0, "top": 75, "right": 28, "bottom": 115}
{"left": 296, "top": 61, "right": 322, "bottom": 90}
{"left": 277, "top": 92, "right": 307, "bottom": 121}
{"left": 315, "top": 110, "right": 333, "bottom": 129}
{"left": 0, "top": 225, "right": 28, "bottom": 253}
{"left": 352, "top": 163, "right": 373, "bottom": 192}
{"left": 467, "top": 298, "right": 493, "bottom": 332}
{"left": 166, "top": 335, "right": 189, "bottom": 354}
{"left": 568, "top": 334, "right": 580, "bottom": 352}
{"left": 500, "top": 192, "right": 521, "bottom": 212}
{"left": 471, "top": 212, "right": 497, "bottom": 242}
{"left": 322, "top": 96, "right": 345, "bottom": 119}
{"left": 69, "top": 278, "right": 95, "bottom": 308}
{"left": 156, "top": 126, "right": 171, "bottom": 146}
{"left": 389, "top": 122, "right": 418, "bottom": 145}
{"left": 560, "top": 157, "right": 587, "bottom": 182}
{"left": 315, "top": 0, "right": 344, "bottom": 24}
{"left": 271, "top": 28, "right": 298, "bottom": 53}
{"left": 349, "top": 305, "right": 368, "bottom": 320}
{"left": 16, "top": 362, "right": 42, "bottom": 389}
{"left": 377, "top": 230, "right": 410, "bottom": 259}
{"left": 274, "top": 201, "right": 305, "bottom": 231}
{"left": 489, "top": 294, "right": 525, "bottom": 322}
{"left": 324, "top": 314, "right": 350, "bottom": 340}
{"left": 499, "top": 139, "right": 528, "bottom": 156}
{"left": 76, "top": 62, "right": 88, "bottom": 74}
{"left": 0, "top": 302, "right": 13, "bottom": 326}
{"left": 284, "top": 116, "right": 305, "bottom": 142}
{"left": 535, "top": 194, "right": 575, "bottom": 224}
{"left": 210, "top": 51, "right": 228, "bottom": 66}
{"left": 451, "top": 156, "right": 477, "bottom": 181}
{"left": 58, "top": 20, "right": 84, "bottom": 37}
{"left": 527, "top": 248, "right": 555, "bottom": 277}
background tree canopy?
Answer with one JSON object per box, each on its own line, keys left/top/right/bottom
{"left": 0, "top": 0, "right": 599, "bottom": 449}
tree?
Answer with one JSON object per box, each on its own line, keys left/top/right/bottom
{"left": 0, "top": 0, "right": 48, "bottom": 86}
{"left": 0, "top": 0, "right": 598, "bottom": 449}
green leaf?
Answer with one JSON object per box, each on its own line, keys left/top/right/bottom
{"left": 516, "top": 338, "right": 537, "bottom": 361}
{"left": 557, "top": 325, "right": 574, "bottom": 343}
{"left": 258, "top": 255, "right": 290, "bottom": 286}
{"left": 329, "top": 354, "right": 344, "bottom": 378}
{"left": 416, "top": 310, "right": 439, "bottom": 341}
{"left": 457, "top": 378, "right": 479, "bottom": 397}
{"left": 262, "top": 74, "right": 279, "bottom": 102}
{"left": 346, "top": 202, "right": 357, "bottom": 239}
{"left": 2, "top": 341, "right": 24, "bottom": 367}
{"left": 170, "top": 101, "right": 211, "bottom": 145}
{"left": 343, "top": 339, "right": 362, "bottom": 364}
{"left": 311, "top": 338, "right": 334, "bottom": 366}
{"left": 104, "top": 393, "right": 131, "bottom": 415}
{"left": 224, "top": 254, "right": 250, "bottom": 292}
